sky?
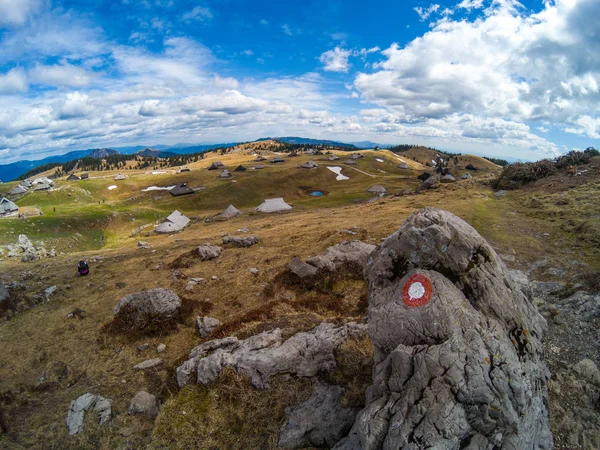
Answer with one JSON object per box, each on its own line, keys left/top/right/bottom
{"left": 0, "top": 0, "right": 599, "bottom": 163}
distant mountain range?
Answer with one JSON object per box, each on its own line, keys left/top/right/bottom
{"left": 0, "top": 137, "right": 404, "bottom": 181}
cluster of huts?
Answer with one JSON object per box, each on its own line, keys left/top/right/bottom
{"left": 7, "top": 177, "right": 54, "bottom": 196}
{"left": 155, "top": 197, "right": 293, "bottom": 234}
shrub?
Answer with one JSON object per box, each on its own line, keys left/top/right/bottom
{"left": 493, "top": 160, "right": 556, "bottom": 190}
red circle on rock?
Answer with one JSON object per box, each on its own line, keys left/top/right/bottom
{"left": 402, "top": 274, "right": 433, "bottom": 307}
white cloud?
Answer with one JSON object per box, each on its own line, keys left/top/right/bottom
{"left": 354, "top": 0, "right": 600, "bottom": 142}
{"left": 260, "top": 19, "right": 268, "bottom": 25}
{"left": 55, "top": 92, "right": 95, "bottom": 120}
{"left": 282, "top": 24, "right": 292, "bottom": 36}
{"left": 319, "top": 47, "right": 353, "bottom": 72}
{"left": 213, "top": 75, "right": 239, "bottom": 89}
{"left": 182, "top": 6, "right": 213, "bottom": 22}
{"left": 243, "top": 49, "right": 254, "bottom": 56}
{"left": 414, "top": 4, "right": 440, "bottom": 21}
{"left": 0, "top": 68, "right": 28, "bottom": 94}
{"left": 30, "top": 63, "right": 94, "bottom": 88}
{"left": 457, "top": 0, "right": 485, "bottom": 11}
{"left": 331, "top": 32, "right": 348, "bottom": 41}
{"left": 319, "top": 46, "right": 381, "bottom": 72}
{"left": 0, "top": 0, "right": 42, "bottom": 25}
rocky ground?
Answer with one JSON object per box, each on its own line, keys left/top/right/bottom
{"left": 0, "top": 172, "right": 599, "bottom": 449}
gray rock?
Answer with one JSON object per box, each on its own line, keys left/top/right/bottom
{"left": 557, "top": 291, "right": 600, "bottom": 321}
{"left": 288, "top": 257, "right": 318, "bottom": 280}
{"left": 421, "top": 174, "right": 440, "bottom": 189}
{"left": 306, "top": 240, "right": 376, "bottom": 274}
{"left": 495, "top": 190, "right": 508, "bottom": 197}
{"left": 248, "top": 267, "right": 259, "bottom": 275}
{"left": 222, "top": 235, "right": 259, "bottom": 247}
{"left": 533, "top": 281, "right": 566, "bottom": 298}
{"left": 67, "top": 393, "right": 97, "bottom": 435}
{"left": 113, "top": 288, "right": 181, "bottom": 330}
{"left": 278, "top": 383, "right": 360, "bottom": 449}
{"left": 0, "top": 286, "right": 9, "bottom": 303}
{"left": 177, "top": 322, "right": 366, "bottom": 389}
{"left": 194, "top": 244, "right": 222, "bottom": 261}
{"left": 156, "top": 343, "right": 166, "bottom": 353}
{"left": 67, "top": 393, "right": 111, "bottom": 435}
{"left": 128, "top": 391, "right": 158, "bottom": 419}
{"left": 196, "top": 316, "right": 220, "bottom": 337}
{"left": 573, "top": 359, "right": 600, "bottom": 386}
{"left": 136, "top": 343, "right": 149, "bottom": 352}
{"left": 44, "top": 285, "right": 57, "bottom": 300}
{"left": 440, "top": 173, "right": 456, "bottom": 183}
{"left": 461, "top": 172, "right": 473, "bottom": 180}
{"left": 94, "top": 397, "right": 112, "bottom": 425}
{"left": 138, "top": 241, "right": 150, "bottom": 249}
{"left": 334, "top": 208, "right": 552, "bottom": 450}
{"left": 134, "top": 358, "right": 163, "bottom": 370}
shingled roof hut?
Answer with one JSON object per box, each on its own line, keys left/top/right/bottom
{"left": 170, "top": 183, "right": 194, "bottom": 196}
{"left": 256, "top": 198, "right": 292, "bottom": 213}
{"left": 155, "top": 210, "right": 190, "bottom": 234}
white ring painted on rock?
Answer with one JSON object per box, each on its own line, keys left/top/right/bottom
{"left": 408, "top": 282, "right": 425, "bottom": 300}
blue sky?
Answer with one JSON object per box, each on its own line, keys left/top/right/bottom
{"left": 0, "top": 0, "right": 599, "bottom": 163}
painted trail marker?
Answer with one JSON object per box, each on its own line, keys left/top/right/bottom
{"left": 402, "top": 273, "right": 433, "bottom": 307}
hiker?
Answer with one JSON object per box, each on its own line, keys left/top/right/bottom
{"left": 77, "top": 260, "right": 90, "bottom": 277}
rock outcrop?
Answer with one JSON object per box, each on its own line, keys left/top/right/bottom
{"left": 278, "top": 383, "right": 360, "bottom": 449}
{"left": 2, "top": 235, "right": 56, "bottom": 263}
{"left": 334, "top": 208, "right": 552, "bottom": 449}
{"left": 176, "top": 322, "right": 367, "bottom": 389}
{"left": 222, "top": 235, "right": 259, "bottom": 247}
{"left": 112, "top": 288, "right": 181, "bottom": 331}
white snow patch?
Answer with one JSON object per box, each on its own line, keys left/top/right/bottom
{"left": 142, "top": 185, "right": 175, "bottom": 192}
{"left": 327, "top": 166, "right": 349, "bottom": 181}
{"left": 107, "top": 185, "right": 117, "bottom": 191}
{"left": 376, "top": 158, "right": 385, "bottom": 163}
{"left": 152, "top": 171, "right": 167, "bottom": 174}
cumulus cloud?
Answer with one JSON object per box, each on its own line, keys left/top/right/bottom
{"left": 319, "top": 47, "right": 352, "bottom": 72}
{"left": 0, "top": 68, "right": 28, "bottom": 94}
{"left": 354, "top": 0, "right": 600, "bottom": 142}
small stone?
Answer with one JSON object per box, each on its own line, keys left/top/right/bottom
{"left": 44, "top": 285, "right": 57, "bottom": 300}
{"left": 134, "top": 358, "right": 163, "bottom": 370}
{"left": 196, "top": 316, "right": 220, "bottom": 337}
{"left": 136, "top": 343, "right": 150, "bottom": 352}
{"left": 249, "top": 268, "right": 259, "bottom": 275}
{"left": 138, "top": 241, "right": 150, "bottom": 249}
{"left": 211, "top": 276, "right": 218, "bottom": 281}
{"left": 157, "top": 344, "right": 166, "bottom": 353}
{"left": 128, "top": 391, "right": 159, "bottom": 419}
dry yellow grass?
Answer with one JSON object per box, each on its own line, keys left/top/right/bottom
{"left": 0, "top": 151, "right": 597, "bottom": 449}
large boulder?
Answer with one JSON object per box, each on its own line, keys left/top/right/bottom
{"left": 112, "top": 288, "right": 182, "bottom": 331}
{"left": 278, "top": 383, "right": 360, "bottom": 449}
{"left": 334, "top": 208, "right": 552, "bottom": 449}
{"left": 176, "top": 322, "right": 366, "bottom": 389}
